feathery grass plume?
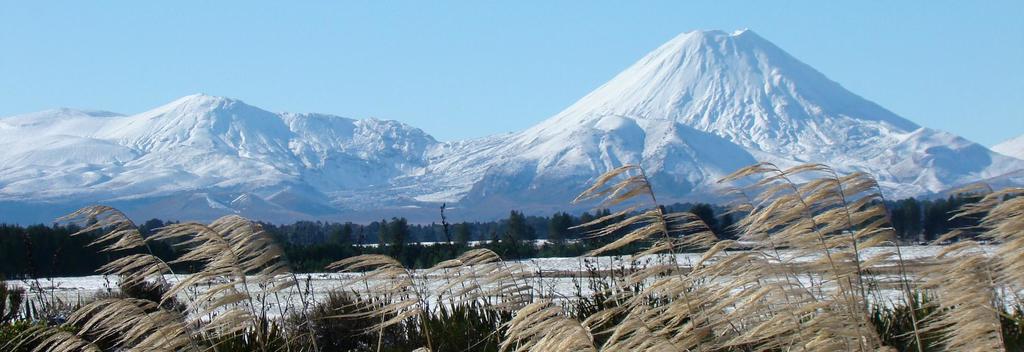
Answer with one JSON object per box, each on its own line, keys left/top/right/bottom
{"left": 428, "top": 249, "right": 533, "bottom": 311}
{"left": 150, "top": 215, "right": 310, "bottom": 351}
{"left": 60, "top": 206, "right": 174, "bottom": 286}
{"left": 210, "top": 215, "right": 320, "bottom": 345}
{"left": 927, "top": 185, "right": 1024, "bottom": 351}
{"left": 68, "top": 297, "right": 197, "bottom": 351}
{"left": 209, "top": 215, "right": 320, "bottom": 350}
{"left": 952, "top": 187, "right": 1024, "bottom": 290}
{"left": 675, "top": 251, "right": 784, "bottom": 349}
{"left": 573, "top": 164, "right": 734, "bottom": 351}
{"left": 572, "top": 164, "right": 716, "bottom": 257}
{"left": 149, "top": 221, "right": 257, "bottom": 337}
{"left": 715, "top": 270, "right": 821, "bottom": 350}
{"left": 860, "top": 174, "right": 928, "bottom": 352}
{"left": 55, "top": 208, "right": 317, "bottom": 351}
{"left": 599, "top": 314, "right": 679, "bottom": 351}
{"left": 2, "top": 325, "right": 100, "bottom": 352}
{"left": 573, "top": 165, "right": 645, "bottom": 205}
{"left": 609, "top": 239, "right": 839, "bottom": 351}
{"left": 717, "top": 162, "right": 894, "bottom": 350}
{"left": 590, "top": 243, "right": 738, "bottom": 350}
{"left": 328, "top": 254, "right": 434, "bottom": 350}
{"left": 96, "top": 254, "right": 172, "bottom": 286}
{"left": 207, "top": 215, "right": 296, "bottom": 294}
{"left": 59, "top": 205, "right": 145, "bottom": 251}
{"left": 500, "top": 300, "right": 596, "bottom": 352}
{"left": 919, "top": 241, "right": 1005, "bottom": 351}
{"left": 593, "top": 275, "right": 704, "bottom": 351}
{"left": 430, "top": 250, "right": 536, "bottom": 349}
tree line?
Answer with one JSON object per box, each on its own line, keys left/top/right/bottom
{"left": 0, "top": 196, "right": 987, "bottom": 278}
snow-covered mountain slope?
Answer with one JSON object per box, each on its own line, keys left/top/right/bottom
{"left": 497, "top": 29, "right": 1022, "bottom": 200}
{"left": 993, "top": 134, "right": 1024, "bottom": 160}
{"left": 0, "top": 94, "right": 440, "bottom": 222}
{"left": 432, "top": 116, "right": 757, "bottom": 212}
{"left": 1, "top": 30, "right": 1021, "bottom": 224}
{"left": 543, "top": 30, "right": 919, "bottom": 156}
{"left": 408, "top": 29, "right": 1022, "bottom": 209}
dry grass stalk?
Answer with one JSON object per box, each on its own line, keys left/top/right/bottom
{"left": 428, "top": 248, "right": 533, "bottom": 311}
{"left": 328, "top": 254, "right": 434, "bottom": 350}
{"left": 150, "top": 221, "right": 260, "bottom": 336}
{"left": 60, "top": 206, "right": 173, "bottom": 286}
{"left": 60, "top": 205, "right": 146, "bottom": 251}
{"left": 920, "top": 242, "right": 1005, "bottom": 351}
{"left": 3, "top": 325, "right": 101, "bottom": 352}
{"left": 68, "top": 297, "right": 197, "bottom": 351}
{"left": 910, "top": 186, "right": 1024, "bottom": 351}
{"left": 148, "top": 215, "right": 314, "bottom": 349}
{"left": 48, "top": 209, "right": 316, "bottom": 350}
{"left": 956, "top": 188, "right": 1024, "bottom": 290}
{"left": 718, "top": 162, "right": 900, "bottom": 350}
{"left": 501, "top": 300, "right": 597, "bottom": 352}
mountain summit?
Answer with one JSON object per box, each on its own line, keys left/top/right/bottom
{"left": 1, "top": 30, "right": 1021, "bottom": 223}
{"left": 544, "top": 29, "right": 920, "bottom": 156}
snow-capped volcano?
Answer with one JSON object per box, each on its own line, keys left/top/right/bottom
{"left": 1, "top": 30, "right": 1021, "bottom": 224}
{"left": 430, "top": 29, "right": 1022, "bottom": 206}
{"left": 539, "top": 29, "right": 920, "bottom": 156}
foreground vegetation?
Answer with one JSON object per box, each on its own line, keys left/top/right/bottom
{"left": 1, "top": 162, "right": 1022, "bottom": 351}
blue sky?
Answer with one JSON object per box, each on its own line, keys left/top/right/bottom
{"left": 1, "top": 1, "right": 1021, "bottom": 145}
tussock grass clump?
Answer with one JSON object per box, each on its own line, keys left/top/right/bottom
{"left": 1, "top": 163, "right": 1023, "bottom": 351}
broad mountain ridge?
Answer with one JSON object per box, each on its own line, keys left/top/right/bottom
{"left": 2, "top": 29, "right": 1021, "bottom": 224}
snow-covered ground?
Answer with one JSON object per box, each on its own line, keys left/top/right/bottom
{"left": 5, "top": 245, "right": 995, "bottom": 314}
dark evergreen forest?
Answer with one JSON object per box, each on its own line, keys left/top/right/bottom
{"left": 0, "top": 195, "right": 984, "bottom": 278}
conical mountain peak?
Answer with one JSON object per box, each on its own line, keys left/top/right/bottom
{"left": 657, "top": 28, "right": 760, "bottom": 50}
{"left": 536, "top": 29, "right": 919, "bottom": 156}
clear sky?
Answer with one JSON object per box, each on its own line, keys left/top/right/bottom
{"left": 1, "top": 1, "right": 1021, "bottom": 145}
